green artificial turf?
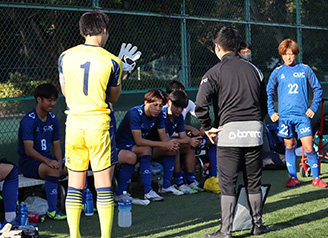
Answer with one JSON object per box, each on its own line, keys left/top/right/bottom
{"left": 37, "top": 162, "right": 328, "bottom": 238}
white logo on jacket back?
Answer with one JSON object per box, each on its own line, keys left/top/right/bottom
{"left": 200, "top": 78, "right": 208, "bottom": 85}
{"left": 228, "top": 130, "right": 261, "bottom": 140}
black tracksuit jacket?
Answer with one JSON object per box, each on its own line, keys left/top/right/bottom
{"left": 195, "top": 52, "right": 267, "bottom": 131}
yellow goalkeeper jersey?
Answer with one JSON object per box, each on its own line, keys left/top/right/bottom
{"left": 58, "top": 44, "right": 123, "bottom": 130}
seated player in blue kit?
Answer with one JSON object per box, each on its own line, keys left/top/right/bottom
{"left": 115, "top": 89, "right": 180, "bottom": 202}
{"left": 151, "top": 90, "right": 202, "bottom": 194}
{"left": 18, "top": 83, "right": 67, "bottom": 220}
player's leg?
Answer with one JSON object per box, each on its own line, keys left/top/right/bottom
{"left": 115, "top": 149, "right": 137, "bottom": 196}
{"left": 283, "top": 137, "right": 299, "bottom": 186}
{"left": 66, "top": 170, "right": 86, "bottom": 238}
{"left": 208, "top": 146, "right": 240, "bottom": 237}
{"left": 38, "top": 162, "right": 66, "bottom": 219}
{"left": 93, "top": 167, "right": 115, "bottom": 238}
{"left": 0, "top": 163, "right": 18, "bottom": 224}
{"left": 132, "top": 146, "right": 163, "bottom": 201}
{"left": 132, "top": 146, "right": 152, "bottom": 193}
{"left": 243, "top": 146, "right": 270, "bottom": 235}
{"left": 173, "top": 151, "right": 184, "bottom": 186}
{"left": 87, "top": 128, "right": 117, "bottom": 238}
{"left": 208, "top": 144, "right": 218, "bottom": 177}
{"left": 297, "top": 118, "right": 327, "bottom": 187}
{"left": 279, "top": 119, "right": 299, "bottom": 187}
{"left": 203, "top": 144, "right": 221, "bottom": 194}
{"left": 64, "top": 127, "right": 90, "bottom": 237}
{"left": 180, "top": 144, "right": 203, "bottom": 192}
{"left": 153, "top": 148, "right": 183, "bottom": 195}
{"left": 300, "top": 135, "right": 327, "bottom": 187}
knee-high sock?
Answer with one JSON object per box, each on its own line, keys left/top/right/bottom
{"left": 173, "top": 171, "right": 184, "bottom": 186}
{"left": 45, "top": 176, "right": 59, "bottom": 212}
{"left": 307, "top": 150, "right": 319, "bottom": 179}
{"left": 139, "top": 155, "right": 152, "bottom": 193}
{"left": 65, "top": 187, "right": 82, "bottom": 238}
{"left": 285, "top": 148, "right": 297, "bottom": 179}
{"left": 163, "top": 155, "right": 176, "bottom": 189}
{"left": 97, "top": 187, "right": 114, "bottom": 238}
{"left": 208, "top": 145, "right": 218, "bottom": 177}
{"left": 185, "top": 172, "right": 196, "bottom": 184}
{"left": 2, "top": 166, "right": 18, "bottom": 222}
{"left": 116, "top": 164, "right": 135, "bottom": 196}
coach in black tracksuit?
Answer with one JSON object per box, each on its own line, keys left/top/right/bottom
{"left": 195, "top": 26, "right": 269, "bottom": 238}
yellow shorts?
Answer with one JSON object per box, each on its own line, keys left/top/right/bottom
{"left": 65, "top": 127, "right": 116, "bottom": 172}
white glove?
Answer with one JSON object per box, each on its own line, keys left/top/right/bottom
{"left": 118, "top": 43, "right": 142, "bottom": 71}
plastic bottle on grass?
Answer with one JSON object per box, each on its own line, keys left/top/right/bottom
{"left": 28, "top": 214, "right": 45, "bottom": 223}
{"left": 157, "top": 174, "right": 164, "bottom": 193}
{"left": 84, "top": 189, "right": 94, "bottom": 216}
{"left": 18, "top": 202, "right": 29, "bottom": 226}
{"left": 118, "top": 191, "right": 132, "bottom": 227}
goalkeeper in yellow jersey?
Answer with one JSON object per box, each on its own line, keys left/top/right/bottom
{"left": 58, "top": 10, "right": 140, "bottom": 238}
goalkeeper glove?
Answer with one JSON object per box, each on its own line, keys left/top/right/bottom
{"left": 118, "top": 43, "right": 142, "bottom": 71}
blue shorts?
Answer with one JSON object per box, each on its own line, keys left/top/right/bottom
{"left": 19, "top": 157, "right": 55, "bottom": 179}
{"left": 278, "top": 117, "right": 312, "bottom": 139}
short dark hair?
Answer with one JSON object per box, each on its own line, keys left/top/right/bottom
{"left": 79, "top": 10, "right": 110, "bottom": 37}
{"left": 166, "top": 80, "right": 185, "bottom": 94}
{"left": 212, "top": 26, "right": 241, "bottom": 52}
{"left": 238, "top": 41, "right": 252, "bottom": 52}
{"left": 168, "top": 90, "right": 188, "bottom": 108}
{"left": 144, "top": 89, "right": 166, "bottom": 105}
{"left": 34, "top": 83, "right": 58, "bottom": 102}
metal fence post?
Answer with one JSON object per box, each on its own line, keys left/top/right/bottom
{"left": 296, "top": 0, "right": 303, "bottom": 63}
{"left": 181, "top": 0, "right": 189, "bottom": 87}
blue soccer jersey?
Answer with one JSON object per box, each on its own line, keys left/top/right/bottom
{"left": 267, "top": 62, "right": 322, "bottom": 119}
{"left": 115, "top": 105, "right": 165, "bottom": 149}
{"left": 18, "top": 109, "right": 60, "bottom": 164}
{"left": 162, "top": 106, "right": 185, "bottom": 136}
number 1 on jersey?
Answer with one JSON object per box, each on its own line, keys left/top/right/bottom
{"left": 81, "top": 62, "right": 90, "bottom": 95}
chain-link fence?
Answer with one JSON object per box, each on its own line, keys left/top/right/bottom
{"left": 1, "top": 0, "right": 328, "bottom": 163}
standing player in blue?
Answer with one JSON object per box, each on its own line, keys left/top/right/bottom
{"left": 153, "top": 90, "right": 202, "bottom": 195}
{"left": 267, "top": 38, "right": 327, "bottom": 188}
{"left": 115, "top": 89, "right": 180, "bottom": 202}
{"left": 18, "top": 83, "right": 67, "bottom": 220}
{"left": 58, "top": 10, "right": 137, "bottom": 238}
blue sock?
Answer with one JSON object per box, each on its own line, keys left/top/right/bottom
{"left": 307, "top": 150, "right": 319, "bottom": 179}
{"left": 2, "top": 166, "right": 18, "bottom": 213}
{"left": 116, "top": 164, "right": 135, "bottom": 196}
{"left": 45, "top": 176, "right": 59, "bottom": 212}
{"left": 185, "top": 172, "right": 196, "bottom": 184}
{"left": 285, "top": 148, "right": 297, "bottom": 179}
{"left": 208, "top": 145, "right": 218, "bottom": 177}
{"left": 163, "top": 155, "right": 176, "bottom": 189}
{"left": 139, "top": 155, "right": 152, "bottom": 193}
{"left": 174, "top": 171, "right": 185, "bottom": 186}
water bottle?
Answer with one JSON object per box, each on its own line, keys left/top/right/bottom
{"left": 28, "top": 214, "right": 45, "bottom": 223}
{"left": 118, "top": 191, "right": 132, "bottom": 227}
{"left": 84, "top": 189, "right": 94, "bottom": 216}
{"left": 157, "top": 174, "right": 164, "bottom": 193}
{"left": 18, "top": 202, "right": 29, "bottom": 226}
